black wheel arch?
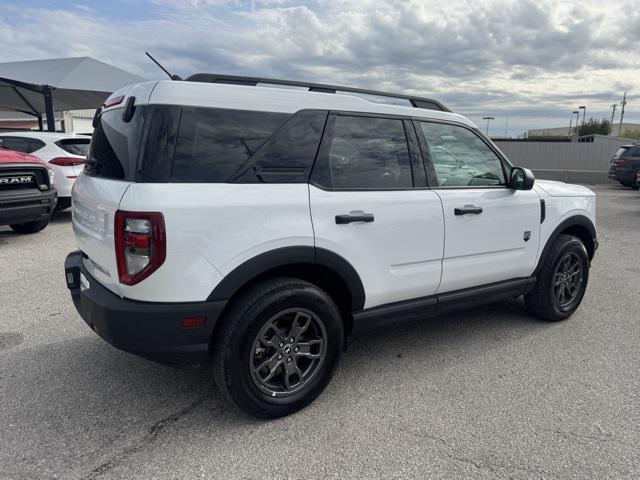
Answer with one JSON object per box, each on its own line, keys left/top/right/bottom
{"left": 535, "top": 215, "right": 597, "bottom": 275}
{"left": 207, "top": 246, "right": 366, "bottom": 312}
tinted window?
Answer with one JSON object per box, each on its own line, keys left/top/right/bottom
{"left": 235, "top": 110, "right": 327, "bottom": 183}
{"left": 418, "top": 122, "right": 506, "bottom": 187}
{"left": 56, "top": 139, "right": 90, "bottom": 156}
{"left": 613, "top": 147, "right": 629, "bottom": 158}
{"left": 171, "top": 108, "right": 289, "bottom": 183}
{"left": 85, "top": 107, "right": 146, "bottom": 180}
{"left": 0, "top": 137, "right": 30, "bottom": 153}
{"left": 138, "top": 105, "right": 181, "bottom": 182}
{"left": 312, "top": 115, "right": 413, "bottom": 189}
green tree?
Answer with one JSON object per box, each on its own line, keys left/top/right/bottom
{"left": 578, "top": 117, "right": 611, "bottom": 136}
{"left": 622, "top": 128, "right": 640, "bottom": 140}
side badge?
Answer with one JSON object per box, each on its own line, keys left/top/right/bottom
{"left": 523, "top": 231, "right": 531, "bottom": 242}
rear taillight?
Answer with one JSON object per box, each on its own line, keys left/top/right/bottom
{"left": 50, "top": 157, "right": 86, "bottom": 167}
{"left": 114, "top": 211, "right": 166, "bottom": 285}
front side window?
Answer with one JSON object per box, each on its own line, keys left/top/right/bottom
{"left": 418, "top": 122, "right": 506, "bottom": 187}
{"left": 312, "top": 115, "right": 413, "bottom": 189}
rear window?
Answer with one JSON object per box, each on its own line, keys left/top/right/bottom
{"left": 56, "top": 138, "right": 90, "bottom": 156}
{"left": 171, "top": 108, "right": 289, "bottom": 183}
{"left": 85, "top": 107, "right": 146, "bottom": 180}
{"left": 613, "top": 147, "right": 629, "bottom": 158}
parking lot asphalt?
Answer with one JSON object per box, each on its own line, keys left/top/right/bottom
{"left": 0, "top": 184, "right": 638, "bottom": 480}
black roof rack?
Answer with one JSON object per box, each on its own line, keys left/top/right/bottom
{"left": 185, "top": 73, "right": 451, "bottom": 112}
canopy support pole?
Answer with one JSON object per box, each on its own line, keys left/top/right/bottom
{"left": 43, "top": 86, "right": 55, "bottom": 132}
{"left": 37, "top": 114, "right": 43, "bottom": 131}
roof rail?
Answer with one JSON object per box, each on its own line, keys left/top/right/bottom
{"left": 185, "top": 73, "right": 451, "bottom": 112}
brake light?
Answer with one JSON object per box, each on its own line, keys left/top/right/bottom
{"left": 103, "top": 95, "right": 125, "bottom": 109}
{"left": 50, "top": 157, "right": 86, "bottom": 167}
{"left": 613, "top": 159, "right": 627, "bottom": 166}
{"left": 114, "top": 211, "right": 166, "bottom": 285}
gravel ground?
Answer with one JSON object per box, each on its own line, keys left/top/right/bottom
{"left": 0, "top": 184, "right": 638, "bottom": 480}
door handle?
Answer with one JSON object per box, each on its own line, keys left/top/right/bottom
{"left": 335, "top": 213, "right": 375, "bottom": 224}
{"left": 454, "top": 206, "right": 483, "bottom": 215}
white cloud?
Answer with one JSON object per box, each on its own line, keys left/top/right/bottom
{"left": 0, "top": 0, "right": 638, "bottom": 134}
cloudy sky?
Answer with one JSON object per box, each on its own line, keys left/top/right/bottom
{"left": 1, "top": 0, "right": 638, "bottom": 136}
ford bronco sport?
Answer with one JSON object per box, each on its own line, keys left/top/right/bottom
{"left": 65, "top": 75, "right": 597, "bottom": 418}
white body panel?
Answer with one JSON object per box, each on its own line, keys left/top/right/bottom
{"left": 435, "top": 188, "right": 541, "bottom": 293}
{"left": 117, "top": 183, "right": 314, "bottom": 302}
{"left": 534, "top": 183, "right": 596, "bottom": 268}
{"left": 71, "top": 174, "right": 131, "bottom": 297}
{"left": 0, "top": 131, "right": 88, "bottom": 198}
{"left": 309, "top": 185, "right": 444, "bottom": 309}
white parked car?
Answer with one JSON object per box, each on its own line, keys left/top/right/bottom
{"left": 0, "top": 132, "right": 89, "bottom": 210}
{"left": 64, "top": 75, "right": 597, "bottom": 418}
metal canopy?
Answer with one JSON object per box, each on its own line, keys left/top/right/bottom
{"left": 0, "top": 57, "right": 145, "bottom": 131}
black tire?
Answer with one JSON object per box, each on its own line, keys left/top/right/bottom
{"left": 9, "top": 218, "right": 50, "bottom": 234}
{"left": 212, "top": 277, "right": 343, "bottom": 418}
{"left": 55, "top": 197, "right": 72, "bottom": 211}
{"left": 632, "top": 171, "right": 640, "bottom": 190}
{"left": 525, "top": 234, "right": 589, "bottom": 321}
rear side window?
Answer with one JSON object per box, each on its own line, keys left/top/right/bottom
{"left": 55, "top": 139, "right": 90, "bottom": 156}
{"left": 171, "top": 108, "right": 289, "bottom": 183}
{"left": 0, "top": 137, "right": 45, "bottom": 154}
{"left": 311, "top": 115, "right": 413, "bottom": 189}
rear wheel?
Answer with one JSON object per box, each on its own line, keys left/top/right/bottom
{"left": 10, "top": 218, "right": 50, "bottom": 234}
{"left": 212, "top": 277, "right": 343, "bottom": 418}
{"left": 525, "top": 234, "right": 589, "bottom": 321}
{"left": 632, "top": 171, "right": 640, "bottom": 190}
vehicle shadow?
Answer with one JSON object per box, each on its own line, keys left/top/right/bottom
{"left": 2, "top": 297, "right": 550, "bottom": 456}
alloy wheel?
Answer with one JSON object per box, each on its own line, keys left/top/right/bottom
{"left": 249, "top": 308, "right": 327, "bottom": 398}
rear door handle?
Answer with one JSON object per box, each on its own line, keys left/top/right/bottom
{"left": 454, "top": 206, "right": 483, "bottom": 215}
{"left": 335, "top": 213, "right": 375, "bottom": 224}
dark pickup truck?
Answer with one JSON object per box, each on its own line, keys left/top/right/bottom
{"left": 0, "top": 147, "right": 57, "bottom": 234}
{"left": 608, "top": 144, "right": 640, "bottom": 189}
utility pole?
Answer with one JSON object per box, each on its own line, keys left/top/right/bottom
{"left": 618, "top": 91, "right": 627, "bottom": 137}
{"left": 504, "top": 114, "right": 509, "bottom": 137}
{"left": 610, "top": 103, "right": 617, "bottom": 127}
{"left": 482, "top": 116, "right": 494, "bottom": 136}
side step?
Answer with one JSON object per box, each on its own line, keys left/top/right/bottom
{"left": 352, "top": 277, "right": 536, "bottom": 336}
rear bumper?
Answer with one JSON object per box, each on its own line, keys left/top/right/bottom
{"left": 65, "top": 250, "right": 226, "bottom": 365}
{"left": 608, "top": 168, "right": 636, "bottom": 182}
{"left": 0, "top": 188, "right": 56, "bottom": 225}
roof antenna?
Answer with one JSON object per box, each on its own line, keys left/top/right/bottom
{"left": 145, "top": 52, "right": 182, "bottom": 80}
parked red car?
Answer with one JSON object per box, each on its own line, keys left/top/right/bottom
{"left": 0, "top": 144, "right": 57, "bottom": 233}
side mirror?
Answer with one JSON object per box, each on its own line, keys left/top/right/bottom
{"left": 509, "top": 167, "right": 535, "bottom": 190}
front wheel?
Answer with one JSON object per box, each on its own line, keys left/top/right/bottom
{"left": 212, "top": 277, "right": 343, "bottom": 418}
{"left": 525, "top": 234, "right": 590, "bottom": 321}
{"left": 10, "top": 218, "right": 50, "bottom": 234}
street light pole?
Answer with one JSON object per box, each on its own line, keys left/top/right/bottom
{"left": 579, "top": 106, "right": 586, "bottom": 128}
{"left": 573, "top": 111, "right": 580, "bottom": 140}
{"left": 568, "top": 117, "right": 573, "bottom": 140}
{"left": 482, "top": 116, "right": 495, "bottom": 136}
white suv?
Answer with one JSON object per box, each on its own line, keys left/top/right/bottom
{"left": 64, "top": 75, "right": 597, "bottom": 418}
{"left": 0, "top": 132, "right": 89, "bottom": 210}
